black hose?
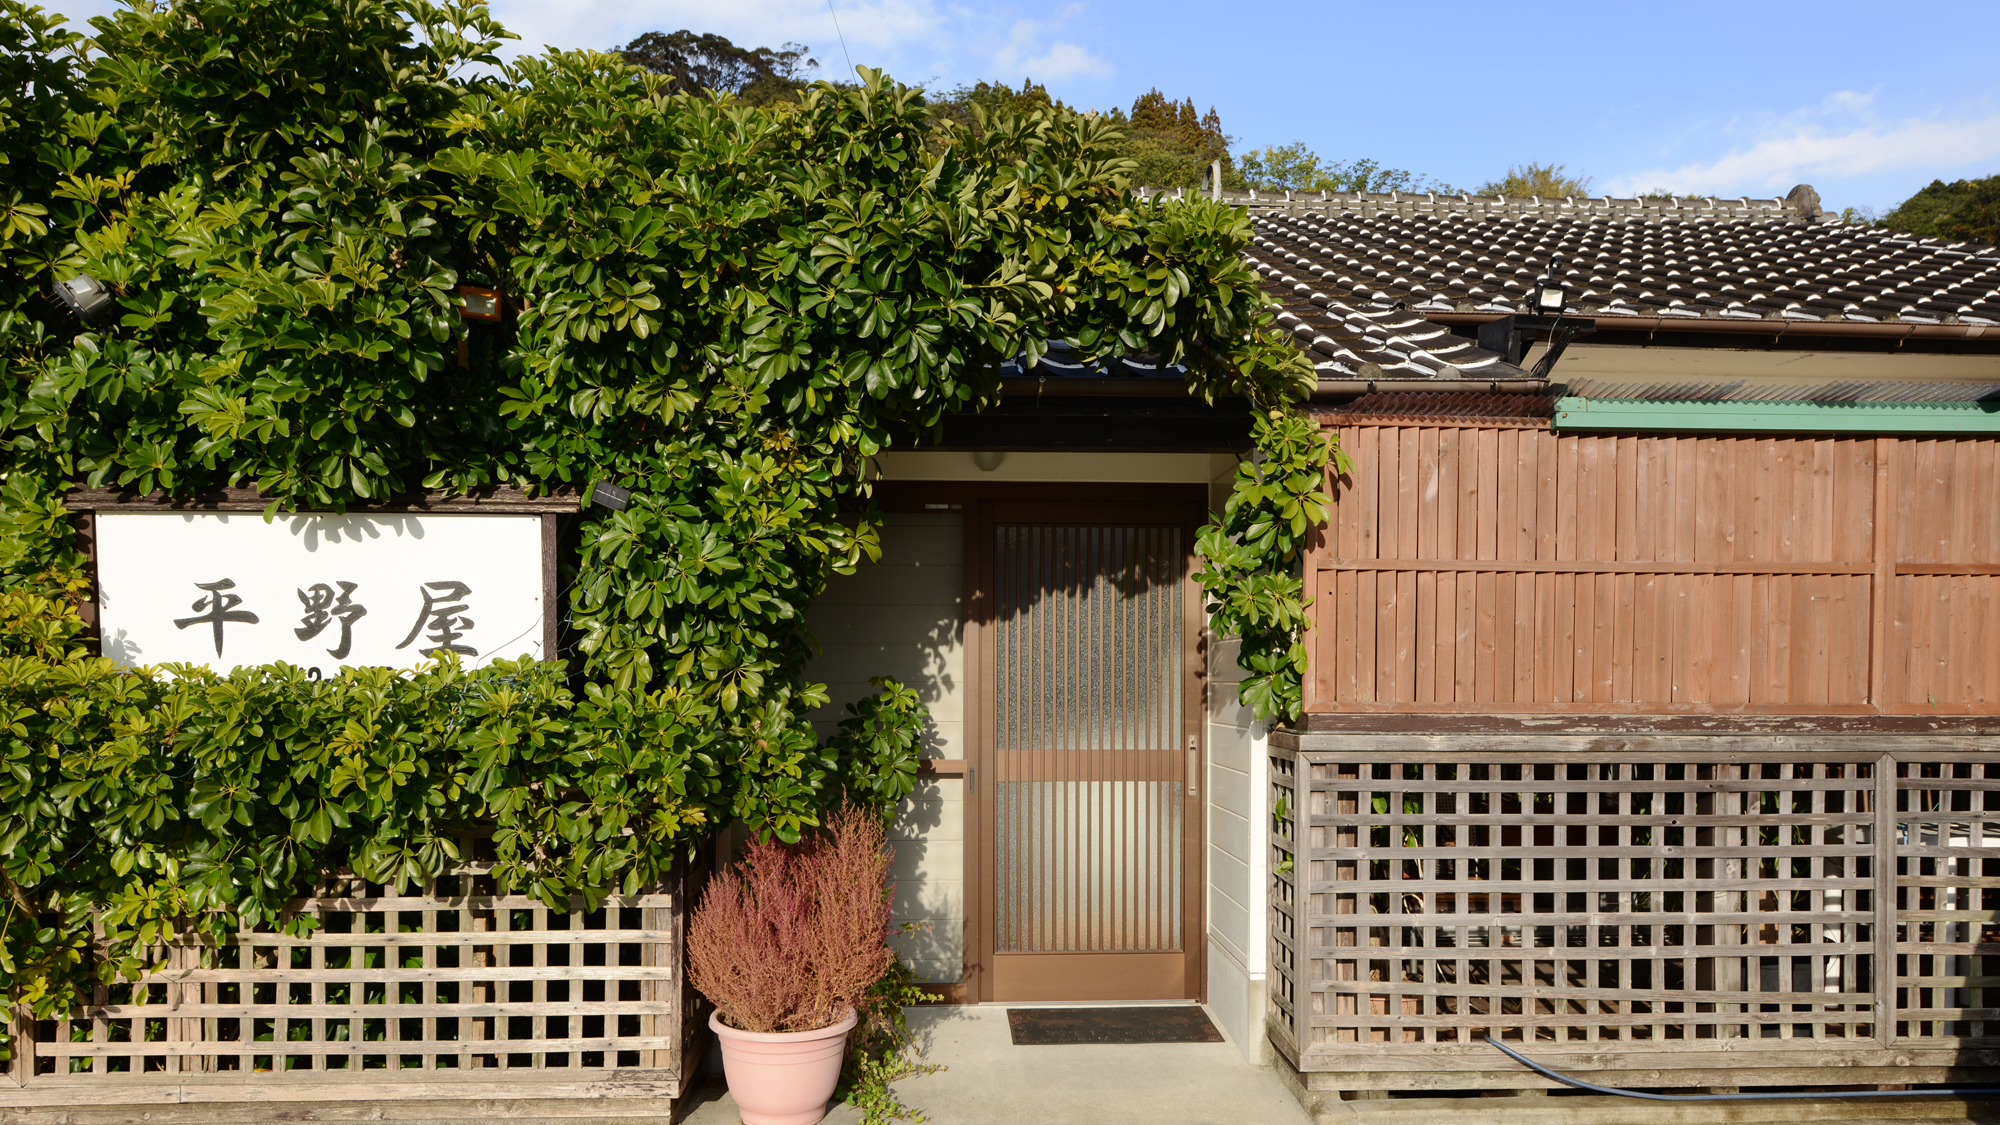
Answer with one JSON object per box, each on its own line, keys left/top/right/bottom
{"left": 1482, "top": 1036, "right": 2000, "bottom": 1102}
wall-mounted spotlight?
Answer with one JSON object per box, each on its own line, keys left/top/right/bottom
{"left": 1530, "top": 254, "right": 1569, "bottom": 317}
{"left": 53, "top": 275, "right": 114, "bottom": 326}
{"left": 459, "top": 286, "right": 503, "bottom": 322}
{"left": 588, "top": 480, "right": 633, "bottom": 511}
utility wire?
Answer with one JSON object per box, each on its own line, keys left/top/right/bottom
{"left": 825, "top": 0, "right": 854, "bottom": 77}
{"left": 1485, "top": 1037, "right": 2000, "bottom": 1102}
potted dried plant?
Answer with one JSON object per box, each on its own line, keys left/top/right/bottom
{"left": 689, "top": 806, "right": 896, "bottom": 1125}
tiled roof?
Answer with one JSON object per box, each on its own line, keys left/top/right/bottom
{"left": 993, "top": 313, "right": 1532, "bottom": 386}
{"left": 1243, "top": 194, "right": 2000, "bottom": 328}
{"left": 1242, "top": 250, "right": 1529, "bottom": 380}
{"left": 998, "top": 339, "right": 1185, "bottom": 379}
{"left": 997, "top": 190, "right": 1996, "bottom": 395}
{"left": 1149, "top": 185, "right": 1816, "bottom": 225}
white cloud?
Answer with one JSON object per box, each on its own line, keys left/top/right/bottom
{"left": 485, "top": 0, "right": 944, "bottom": 63}
{"left": 1606, "top": 113, "right": 2000, "bottom": 197}
{"left": 1004, "top": 40, "right": 1109, "bottom": 80}
{"left": 988, "top": 5, "right": 1109, "bottom": 83}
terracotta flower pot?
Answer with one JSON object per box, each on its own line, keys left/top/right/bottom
{"left": 710, "top": 1008, "right": 858, "bottom": 1125}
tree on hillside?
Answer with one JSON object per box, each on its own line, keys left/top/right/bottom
{"left": 1879, "top": 175, "right": 2000, "bottom": 247}
{"left": 926, "top": 78, "right": 1061, "bottom": 132}
{"left": 1122, "top": 88, "right": 1231, "bottom": 188}
{"left": 1236, "top": 141, "right": 1457, "bottom": 195}
{"left": 619, "top": 30, "right": 817, "bottom": 104}
{"left": 926, "top": 82, "right": 1230, "bottom": 189}
{"left": 1477, "top": 162, "right": 1593, "bottom": 198}
{"left": 1129, "top": 89, "right": 1228, "bottom": 153}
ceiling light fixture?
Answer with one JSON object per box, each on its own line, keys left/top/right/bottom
{"left": 587, "top": 480, "right": 633, "bottom": 511}
{"left": 459, "top": 286, "right": 503, "bottom": 322}
{"left": 53, "top": 274, "right": 114, "bottom": 326}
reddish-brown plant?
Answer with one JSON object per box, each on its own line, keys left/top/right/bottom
{"left": 689, "top": 806, "right": 896, "bottom": 1033}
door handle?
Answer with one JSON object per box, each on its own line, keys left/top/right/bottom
{"left": 1187, "top": 736, "right": 1198, "bottom": 797}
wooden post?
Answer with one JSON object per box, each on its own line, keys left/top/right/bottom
{"left": 1719, "top": 768, "right": 1744, "bottom": 1040}
{"left": 1289, "top": 746, "right": 1309, "bottom": 1058}
{"left": 7, "top": 999, "right": 34, "bottom": 1090}
{"left": 541, "top": 512, "right": 560, "bottom": 663}
{"left": 1868, "top": 438, "right": 1896, "bottom": 709}
{"left": 668, "top": 862, "right": 687, "bottom": 1079}
{"left": 1874, "top": 751, "right": 1897, "bottom": 1047}
{"left": 71, "top": 511, "right": 99, "bottom": 652}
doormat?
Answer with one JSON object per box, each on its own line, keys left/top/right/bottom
{"left": 1006, "top": 1006, "right": 1224, "bottom": 1045}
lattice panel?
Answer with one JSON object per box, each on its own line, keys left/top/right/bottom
{"left": 1279, "top": 753, "right": 1882, "bottom": 1053}
{"left": 1894, "top": 756, "right": 2000, "bottom": 1042}
{"left": 13, "top": 866, "right": 684, "bottom": 1098}
{"left": 1268, "top": 752, "right": 1300, "bottom": 1057}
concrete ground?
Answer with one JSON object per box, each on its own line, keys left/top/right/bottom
{"left": 680, "top": 1003, "right": 1313, "bottom": 1125}
{"left": 679, "top": 1008, "right": 2000, "bottom": 1125}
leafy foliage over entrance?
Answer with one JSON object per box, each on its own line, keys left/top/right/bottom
{"left": 0, "top": 0, "right": 1330, "bottom": 1028}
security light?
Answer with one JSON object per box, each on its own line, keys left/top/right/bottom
{"left": 1530, "top": 255, "right": 1569, "bottom": 316}
{"left": 459, "top": 286, "right": 502, "bottom": 322}
{"left": 588, "top": 480, "right": 633, "bottom": 511}
{"left": 53, "top": 274, "right": 114, "bottom": 326}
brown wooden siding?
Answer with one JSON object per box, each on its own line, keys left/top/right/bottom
{"left": 1306, "top": 427, "right": 2000, "bottom": 715}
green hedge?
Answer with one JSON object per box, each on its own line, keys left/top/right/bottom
{"left": 0, "top": 0, "right": 1331, "bottom": 1037}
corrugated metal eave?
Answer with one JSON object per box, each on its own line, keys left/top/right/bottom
{"left": 1563, "top": 378, "right": 2000, "bottom": 404}
{"left": 1554, "top": 397, "right": 2000, "bottom": 433}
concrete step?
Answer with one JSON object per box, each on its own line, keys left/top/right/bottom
{"left": 1311, "top": 1095, "right": 2000, "bottom": 1125}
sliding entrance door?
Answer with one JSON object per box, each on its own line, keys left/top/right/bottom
{"left": 969, "top": 497, "right": 1205, "bottom": 1002}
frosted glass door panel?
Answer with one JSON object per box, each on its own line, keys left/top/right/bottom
{"left": 992, "top": 525, "right": 1184, "bottom": 954}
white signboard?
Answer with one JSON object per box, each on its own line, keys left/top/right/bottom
{"left": 96, "top": 513, "right": 547, "bottom": 674}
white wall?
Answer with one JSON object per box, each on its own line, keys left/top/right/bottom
{"left": 1205, "top": 457, "right": 1267, "bottom": 1064}
{"left": 802, "top": 513, "right": 966, "bottom": 985}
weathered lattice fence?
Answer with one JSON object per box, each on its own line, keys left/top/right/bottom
{"left": 1269, "top": 733, "right": 2000, "bottom": 1093}
{"left": 0, "top": 854, "right": 694, "bottom": 1115}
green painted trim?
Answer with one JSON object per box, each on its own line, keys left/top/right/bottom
{"left": 1553, "top": 396, "right": 2000, "bottom": 433}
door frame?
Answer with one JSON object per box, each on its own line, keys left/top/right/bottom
{"left": 877, "top": 481, "right": 1209, "bottom": 1003}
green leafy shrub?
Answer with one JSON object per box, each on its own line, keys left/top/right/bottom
{"left": 0, "top": 0, "right": 1332, "bottom": 1038}
{"left": 839, "top": 955, "right": 942, "bottom": 1124}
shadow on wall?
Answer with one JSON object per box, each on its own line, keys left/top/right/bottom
{"left": 813, "top": 599, "right": 961, "bottom": 757}
{"left": 893, "top": 784, "right": 947, "bottom": 836}
{"left": 887, "top": 848, "right": 964, "bottom": 973}
{"left": 906, "top": 606, "right": 961, "bottom": 759}
{"left": 812, "top": 552, "right": 968, "bottom": 752}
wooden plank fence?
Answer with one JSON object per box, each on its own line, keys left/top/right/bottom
{"left": 1269, "top": 734, "right": 2000, "bottom": 1091}
{"left": 1307, "top": 427, "right": 2000, "bottom": 716}
{"left": 0, "top": 855, "right": 693, "bottom": 1117}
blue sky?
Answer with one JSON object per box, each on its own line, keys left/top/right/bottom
{"left": 51, "top": 0, "right": 2000, "bottom": 212}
